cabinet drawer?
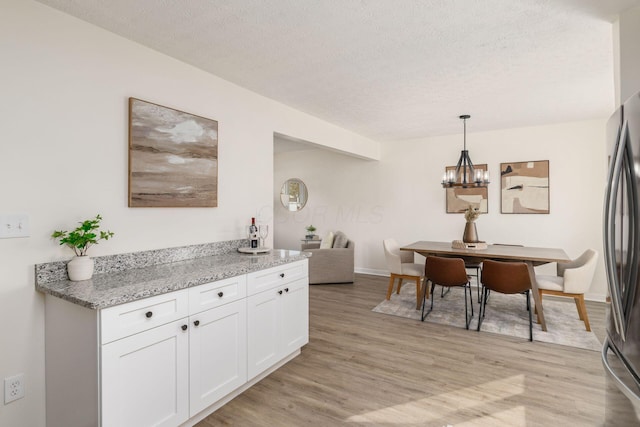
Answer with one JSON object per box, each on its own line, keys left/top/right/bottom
{"left": 246, "top": 260, "right": 308, "bottom": 296}
{"left": 100, "top": 290, "right": 189, "bottom": 344}
{"left": 189, "top": 275, "right": 247, "bottom": 314}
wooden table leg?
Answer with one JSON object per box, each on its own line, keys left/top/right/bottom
{"left": 526, "top": 261, "right": 547, "bottom": 332}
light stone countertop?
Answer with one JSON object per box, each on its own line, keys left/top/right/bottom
{"left": 36, "top": 250, "right": 310, "bottom": 310}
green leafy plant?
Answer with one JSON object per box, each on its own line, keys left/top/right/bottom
{"left": 51, "top": 214, "right": 115, "bottom": 256}
{"left": 305, "top": 225, "right": 316, "bottom": 234}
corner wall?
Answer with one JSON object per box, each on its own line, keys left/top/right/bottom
{"left": 0, "top": 1, "right": 378, "bottom": 425}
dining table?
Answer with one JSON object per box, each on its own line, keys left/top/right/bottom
{"left": 400, "top": 241, "right": 571, "bottom": 332}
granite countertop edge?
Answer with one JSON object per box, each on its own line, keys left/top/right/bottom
{"left": 36, "top": 250, "right": 310, "bottom": 310}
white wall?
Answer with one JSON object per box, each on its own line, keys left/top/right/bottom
{"left": 275, "top": 119, "right": 608, "bottom": 301}
{"left": 0, "top": 1, "right": 378, "bottom": 425}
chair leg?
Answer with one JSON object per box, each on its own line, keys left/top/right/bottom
{"left": 527, "top": 290, "right": 533, "bottom": 341}
{"left": 464, "top": 281, "right": 473, "bottom": 329}
{"left": 396, "top": 278, "right": 404, "bottom": 294}
{"left": 415, "top": 277, "right": 422, "bottom": 310}
{"left": 574, "top": 296, "right": 584, "bottom": 320}
{"left": 577, "top": 294, "right": 591, "bottom": 331}
{"left": 386, "top": 275, "right": 396, "bottom": 300}
{"left": 477, "top": 287, "right": 489, "bottom": 332}
{"left": 421, "top": 280, "right": 436, "bottom": 321}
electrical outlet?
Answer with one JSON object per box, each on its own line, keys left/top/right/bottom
{"left": 4, "top": 374, "right": 25, "bottom": 404}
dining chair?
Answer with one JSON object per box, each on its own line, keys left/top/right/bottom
{"left": 479, "top": 260, "right": 533, "bottom": 341}
{"left": 383, "top": 238, "right": 426, "bottom": 310}
{"left": 421, "top": 256, "right": 473, "bottom": 329}
{"left": 535, "top": 249, "right": 598, "bottom": 331}
{"left": 478, "top": 243, "right": 524, "bottom": 304}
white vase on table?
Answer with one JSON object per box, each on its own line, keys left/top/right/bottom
{"left": 67, "top": 256, "right": 94, "bottom": 281}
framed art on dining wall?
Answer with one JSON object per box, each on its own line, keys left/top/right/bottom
{"left": 445, "top": 164, "right": 489, "bottom": 213}
{"left": 128, "top": 98, "right": 218, "bottom": 207}
{"left": 500, "top": 160, "right": 549, "bottom": 214}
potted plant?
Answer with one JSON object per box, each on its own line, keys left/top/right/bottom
{"left": 305, "top": 225, "right": 317, "bottom": 239}
{"left": 51, "top": 214, "right": 115, "bottom": 281}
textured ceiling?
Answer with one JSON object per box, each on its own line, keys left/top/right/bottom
{"left": 36, "top": 0, "right": 640, "bottom": 141}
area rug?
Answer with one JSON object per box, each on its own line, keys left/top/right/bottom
{"left": 372, "top": 282, "right": 602, "bottom": 351}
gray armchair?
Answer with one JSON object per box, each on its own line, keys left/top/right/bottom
{"left": 302, "top": 239, "right": 354, "bottom": 284}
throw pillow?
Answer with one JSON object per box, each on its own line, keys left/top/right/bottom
{"left": 319, "top": 231, "right": 334, "bottom": 249}
{"left": 332, "top": 231, "right": 349, "bottom": 248}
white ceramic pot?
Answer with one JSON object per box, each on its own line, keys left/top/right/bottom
{"left": 67, "top": 256, "right": 94, "bottom": 281}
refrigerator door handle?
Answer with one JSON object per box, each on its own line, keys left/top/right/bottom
{"left": 603, "top": 338, "right": 640, "bottom": 404}
{"left": 605, "top": 120, "right": 629, "bottom": 338}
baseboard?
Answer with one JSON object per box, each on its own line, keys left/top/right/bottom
{"left": 355, "top": 267, "right": 387, "bottom": 276}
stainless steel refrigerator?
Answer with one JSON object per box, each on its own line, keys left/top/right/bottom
{"left": 603, "top": 90, "right": 640, "bottom": 425}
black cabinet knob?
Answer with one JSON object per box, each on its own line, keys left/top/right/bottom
{"left": 279, "top": 273, "right": 285, "bottom": 278}
{"left": 194, "top": 320, "right": 200, "bottom": 327}
{"left": 285, "top": 288, "right": 289, "bottom": 292}
{"left": 181, "top": 324, "right": 188, "bottom": 331}
{"left": 218, "top": 291, "right": 224, "bottom": 297}
{"left": 145, "top": 311, "right": 153, "bottom": 318}
{"left": 278, "top": 290, "right": 283, "bottom": 295}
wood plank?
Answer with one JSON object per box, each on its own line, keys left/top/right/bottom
{"left": 198, "top": 274, "right": 606, "bottom": 426}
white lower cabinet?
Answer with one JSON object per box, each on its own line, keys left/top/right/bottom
{"left": 44, "top": 259, "right": 308, "bottom": 427}
{"left": 101, "top": 319, "right": 190, "bottom": 427}
{"left": 247, "top": 277, "right": 309, "bottom": 380}
{"left": 189, "top": 298, "right": 247, "bottom": 415}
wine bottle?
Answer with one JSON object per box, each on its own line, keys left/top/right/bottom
{"left": 249, "top": 217, "right": 259, "bottom": 248}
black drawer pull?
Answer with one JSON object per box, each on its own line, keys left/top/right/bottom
{"left": 181, "top": 324, "right": 188, "bottom": 331}
{"left": 218, "top": 291, "right": 224, "bottom": 297}
{"left": 194, "top": 320, "right": 200, "bottom": 327}
{"left": 278, "top": 290, "right": 283, "bottom": 295}
{"left": 145, "top": 311, "right": 153, "bottom": 318}
{"left": 279, "top": 273, "right": 285, "bottom": 278}
{"left": 285, "top": 288, "right": 289, "bottom": 292}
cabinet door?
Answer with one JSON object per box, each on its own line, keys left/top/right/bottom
{"left": 189, "top": 299, "right": 247, "bottom": 416}
{"left": 281, "top": 278, "right": 309, "bottom": 356}
{"left": 247, "top": 288, "right": 281, "bottom": 380}
{"left": 101, "top": 319, "right": 189, "bottom": 427}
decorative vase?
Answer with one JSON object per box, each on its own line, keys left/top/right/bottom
{"left": 67, "top": 256, "right": 94, "bottom": 281}
{"left": 463, "top": 222, "right": 479, "bottom": 243}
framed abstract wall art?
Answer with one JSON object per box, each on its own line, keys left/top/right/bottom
{"left": 500, "top": 160, "right": 549, "bottom": 214}
{"left": 128, "top": 98, "right": 218, "bottom": 207}
{"left": 445, "top": 164, "right": 489, "bottom": 213}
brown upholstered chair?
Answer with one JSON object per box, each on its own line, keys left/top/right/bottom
{"left": 479, "top": 260, "right": 533, "bottom": 341}
{"left": 421, "top": 256, "right": 473, "bottom": 329}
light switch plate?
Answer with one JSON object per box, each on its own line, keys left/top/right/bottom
{"left": 0, "top": 213, "right": 30, "bottom": 238}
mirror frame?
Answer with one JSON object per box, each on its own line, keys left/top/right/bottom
{"left": 280, "top": 178, "right": 308, "bottom": 211}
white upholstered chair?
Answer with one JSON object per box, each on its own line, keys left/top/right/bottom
{"left": 383, "top": 238, "right": 426, "bottom": 309}
{"left": 535, "top": 249, "right": 598, "bottom": 331}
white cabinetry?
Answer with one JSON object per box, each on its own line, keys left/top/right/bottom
{"left": 247, "top": 264, "right": 309, "bottom": 380}
{"left": 189, "top": 297, "right": 247, "bottom": 415}
{"left": 102, "top": 318, "right": 190, "bottom": 427}
{"left": 44, "top": 259, "right": 308, "bottom": 427}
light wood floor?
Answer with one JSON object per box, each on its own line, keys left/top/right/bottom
{"left": 198, "top": 274, "right": 607, "bottom": 426}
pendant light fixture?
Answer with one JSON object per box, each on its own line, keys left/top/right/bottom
{"left": 441, "top": 115, "right": 490, "bottom": 188}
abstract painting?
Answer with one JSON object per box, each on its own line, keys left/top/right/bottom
{"left": 501, "top": 160, "right": 549, "bottom": 214}
{"left": 129, "top": 98, "right": 218, "bottom": 207}
{"left": 445, "top": 164, "right": 488, "bottom": 213}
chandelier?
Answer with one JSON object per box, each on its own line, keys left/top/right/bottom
{"left": 441, "top": 115, "right": 490, "bottom": 188}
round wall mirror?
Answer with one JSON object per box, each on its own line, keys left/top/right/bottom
{"left": 280, "top": 178, "right": 308, "bottom": 211}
